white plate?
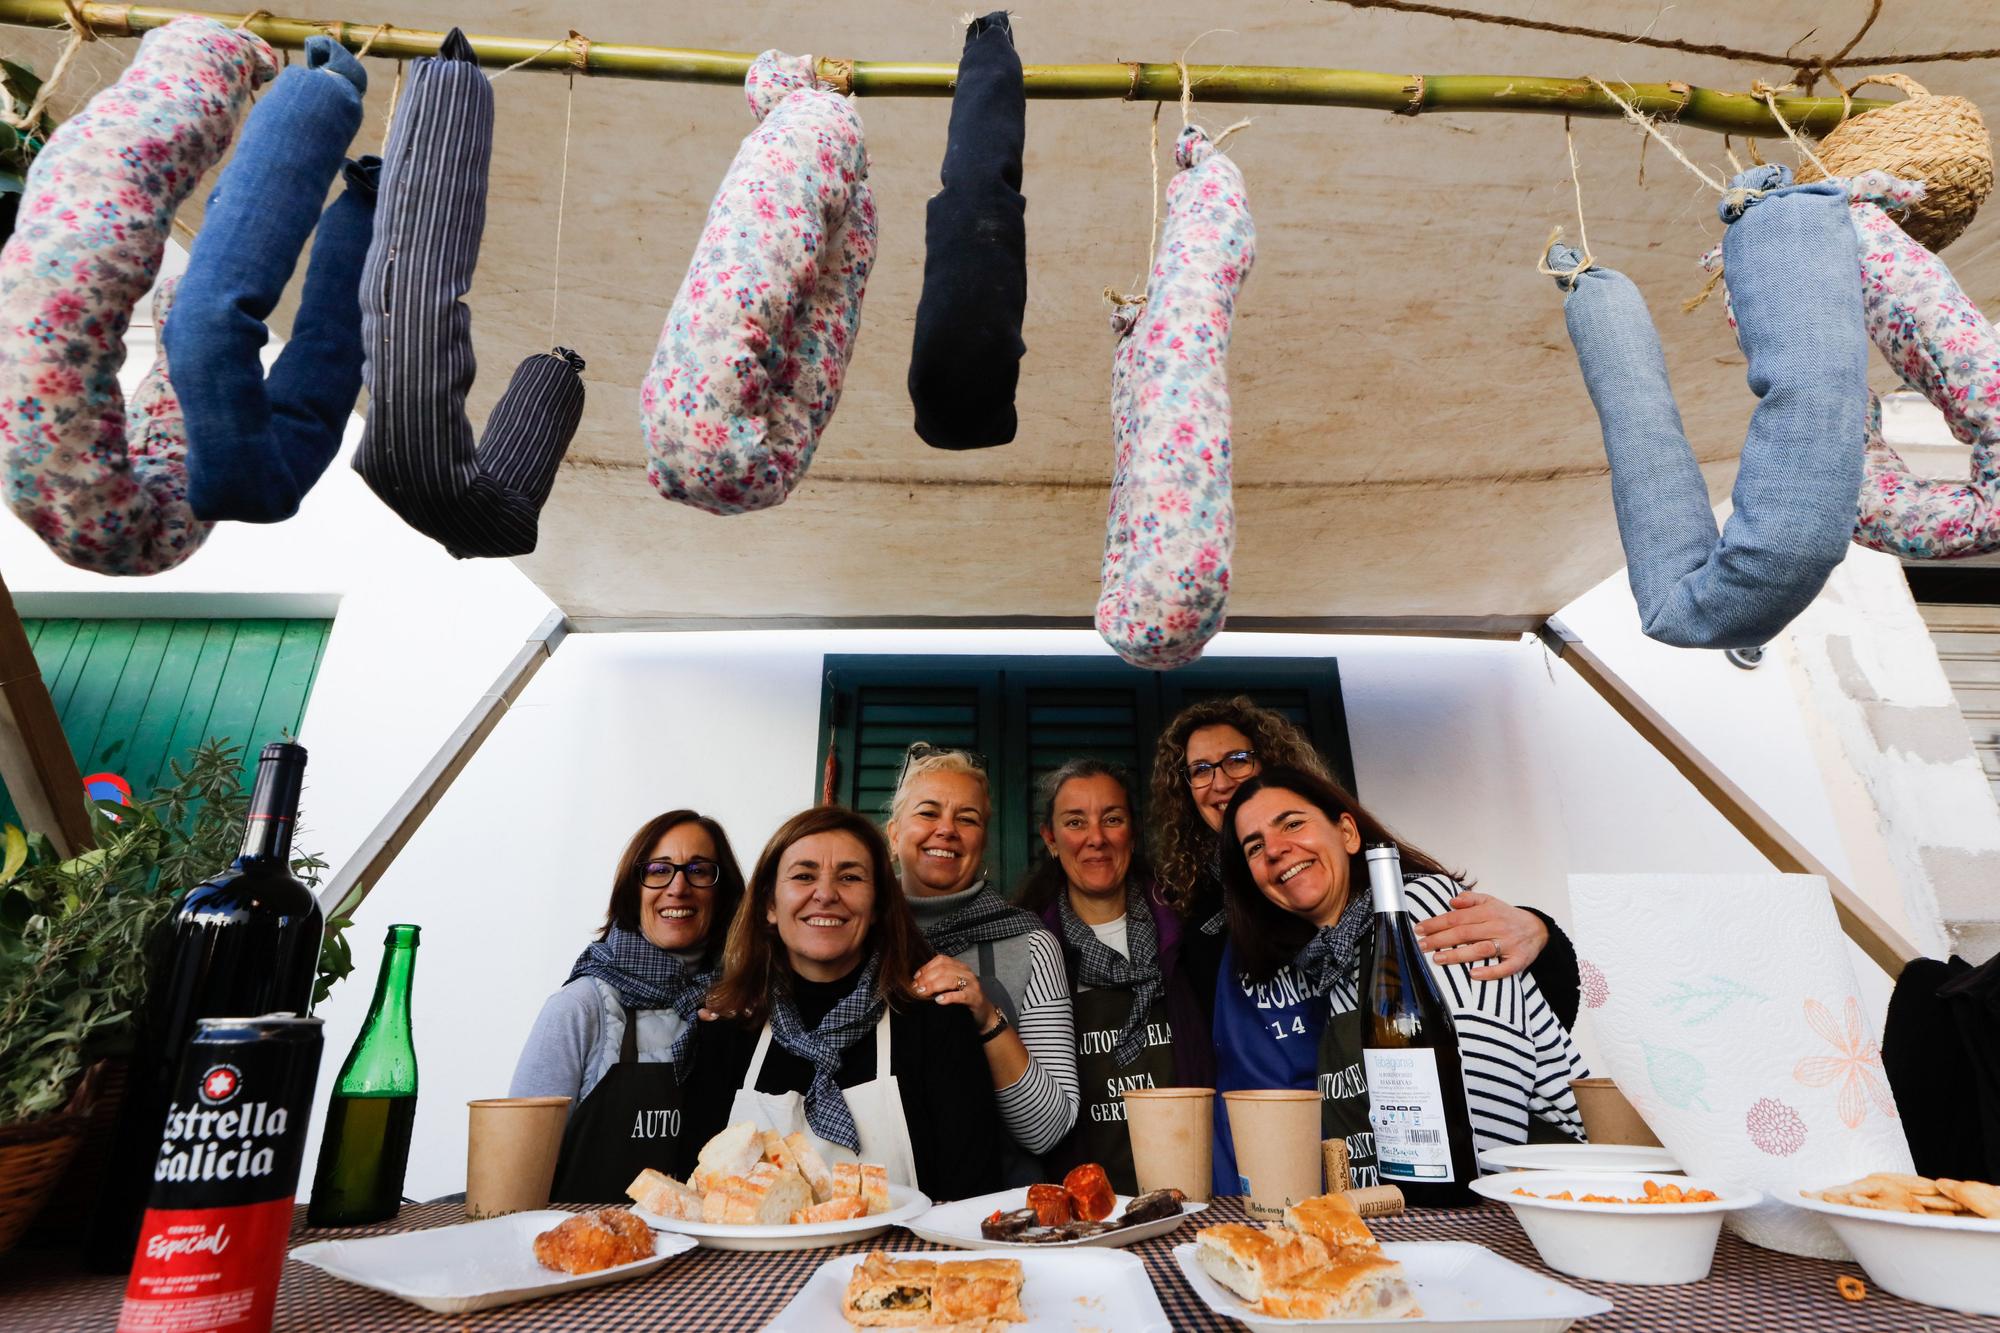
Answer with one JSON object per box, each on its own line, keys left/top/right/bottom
{"left": 907, "top": 1185, "right": 1208, "bottom": 1251}
{"left": 1478, "top": 1144, "right": 1683, "bottom": 1174}
{"left": 1470, "top": 1171, "right": 1761, "bottom": 1285}
{"left": 766, "top": 1247, "right": 1171, "bottom": 1331}
{"left": 1790, "top": 1190, "right": 2000, "bottom": 1316}
{"left": 632, "top": 1182, "right": 930, "bottom": 1251}
{"left": 1173, "top": 1240, "right": 1613, "bottom": 1331}
{"left": 287, "top": 1210, "right": 696, "bottom": 1315}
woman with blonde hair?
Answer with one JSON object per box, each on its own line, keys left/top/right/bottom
{"left": 885, "top": 745, "right": 1078, "bottom": 1181}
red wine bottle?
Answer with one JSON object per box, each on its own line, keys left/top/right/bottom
{"left": 86, "top": 742, "right": 324, "bottom": 1272}
{"left": 1359, "top": 843, "right": 1479, "bottom": 1207}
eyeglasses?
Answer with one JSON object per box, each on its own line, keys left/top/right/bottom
{"left": 896, "top": 741, "right": 990, "bottom": 790}
{"left": 641, "top": 857, "right": 720, "bottom": 889}
{"left": 1186, "top": 750, "right": 1257, "bottom": 789}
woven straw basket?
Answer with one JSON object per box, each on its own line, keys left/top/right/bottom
{"left": 1796, "top": 72, "right": 1994, "bottom": 251}
{"left": 0, "top": 1064, "right": 104, "bottom": 1253}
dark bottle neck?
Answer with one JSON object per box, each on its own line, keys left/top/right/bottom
{"left": 238, "top": 742, "right": 307, "bottom": 864}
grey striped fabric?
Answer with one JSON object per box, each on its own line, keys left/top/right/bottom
{"left": 354, "top": 27, "right": 585, "bottom": 559}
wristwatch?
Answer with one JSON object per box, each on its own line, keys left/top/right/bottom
{"left": 977, "top": 1010, "right": 1011, "bottom": 1044}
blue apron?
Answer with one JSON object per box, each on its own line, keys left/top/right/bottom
{"left": 1209, "top": 937, "right": 1326, "bottom": 1197}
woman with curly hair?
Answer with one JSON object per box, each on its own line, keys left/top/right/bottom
{"left": 1148, "top": 697, "right": 1580, "bottom": 1192}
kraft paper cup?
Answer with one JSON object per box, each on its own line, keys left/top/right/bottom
{"left": 466, "top": 1096, "right": 571, "bottom": 1219}
{"left": 1570, "top": 1078, "right": 1664, "bottom": 1147}
{"left": 1122, "top": 1087, "right": 1214, "bottom": 1203}
{"left": 1222, "top": 1089, "right": 1321, "bottom": 1220}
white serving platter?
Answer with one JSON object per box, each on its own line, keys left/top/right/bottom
{"left": 1478, "top": 1144, "right": 1683, "bottom": 1174}
{"left": 767, "top": 1247, "right": 1172, "bottom": 1332}
{"left": 1790, "top": 1191, "right": 2000, "bottom": 1316}
{"left": 1173, "top": 1240, "right": 1613, "bottom": 1332}
{"left": 907, "top": 1185, "right": 1207, "bottom": 1251}
{"left": 287, "top": 1210, "right": 696, "bottom": 1315}
{"left": 632, "top": 1182, "right": 930, "bottom": 1251}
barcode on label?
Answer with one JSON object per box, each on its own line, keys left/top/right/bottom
{"left": 1408, "top": 1130, "right": 1441, "bottom": 1144}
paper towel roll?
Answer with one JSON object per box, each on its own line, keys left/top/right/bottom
{"left": 1568, "top": 873, "right": 1913, "bottom": 1259}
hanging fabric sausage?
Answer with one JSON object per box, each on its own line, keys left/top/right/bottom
{"left": 1842, "top": 172, "right": 2000, "bottom": 560}
{"left": 170, "top": 35, "right": 378, "bottom": 524}
{"left": 1543, "top": 165, "right": 1870, "bottom": 651}
{"left": 641, "top": 51, "right": 875, "bottom": 515}
{"left": 1095, "top": 124, "right": 1255, "bottom": 671}
{"left": 907, "top": 12, "right": 1026, "bottom": 450}
{"left": 0, "top": 17, "right": 274, "bottom": 575}
{"left": 354, "top": 28, "right": 586, "bottom": 559}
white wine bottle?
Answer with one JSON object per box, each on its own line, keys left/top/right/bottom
{"left": 1359, "top": 843, "right": 1478, "bottom": 1206}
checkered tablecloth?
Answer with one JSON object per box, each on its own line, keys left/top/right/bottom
{"left": 3, "top": 1197, "right": 1995, "bottom": 1330}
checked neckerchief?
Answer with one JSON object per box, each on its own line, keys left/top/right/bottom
{"left": 922, "top": 881, "right": 1044, "bottom": 959}
{"left": 1057, "top": 886, "right": 1165, "bottom": 1068}
{"left": 1292, "top": 892, "right": 1372, "bottom": 997}
{"left": 768, "top": 954, "right": 885, "bottom": 1151}
{"left": 566, "top": 924, "right": 715, "bottom": 1073}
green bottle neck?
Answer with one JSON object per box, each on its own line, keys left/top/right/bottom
{"left": 336, "top": 927, "right": 419, "bottom": 1096}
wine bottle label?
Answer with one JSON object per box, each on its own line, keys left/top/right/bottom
{"left": 1363, "top": 1048, "right": 1457, "bottom": 1183}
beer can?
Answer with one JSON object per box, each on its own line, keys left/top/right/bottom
{"left": 118, "top": 1014, "right": 324, "bottom": 1333}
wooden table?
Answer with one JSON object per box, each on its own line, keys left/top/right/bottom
{"left": 4, "top": 1196, "right": 1994, "bottom": 1330}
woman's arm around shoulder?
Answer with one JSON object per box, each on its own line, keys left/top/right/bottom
{"left": 508, "top": 979, "right": 604, "bottom": 1101}
{"left": 995, "top": 927, "right": 1080, "bottom": 1153}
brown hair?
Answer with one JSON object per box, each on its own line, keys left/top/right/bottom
{"left": 708, "top": 806, "right": 928, "bottom": 1024}
{"left": 1013, "top": 757, "right": 1157, "bottom": 914}
{"left": 1149, "top": 696, "right": 1335, "bottom": 917}
{"left": 1218, "top": 765, "right": 1467, "bottom": 982}
{"left": 598, "top": 810, "right": 746, "bottom": 965}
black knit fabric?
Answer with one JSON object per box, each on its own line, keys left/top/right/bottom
{"left": 353, "top": 28, "right": 585, "bottom": 558}
{"left": 907, "top": 12, "right": 1025, "bottom": 450}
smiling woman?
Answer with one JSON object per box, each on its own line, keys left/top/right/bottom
{"left": 508, "top": 810, "right": 747, "bottom": 1201}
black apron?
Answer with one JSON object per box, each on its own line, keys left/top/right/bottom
{"left": 1317, "top": 993, "right": 1380, "bottom": 1188}
{"left": 550, "top": 1005, "right": 687, "bottom": 1203}
{"left": 1067, "top": 985, "right": 1178, "bottom": 1195}
{"left": 974, "top": 940, "right": 1045, "bottom": 1189}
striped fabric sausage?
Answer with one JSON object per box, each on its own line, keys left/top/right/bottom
{"left": 0, "top": 18, "right": 274, "bottom": 574}
{"left": 354, "top": 28, "right": 585, "bottom": 559}
{"left": 641, "top": 51, "right": 875, "bottom": 515}
{"left": 1096, "top": 124, "right": 1255, "bottom": 670}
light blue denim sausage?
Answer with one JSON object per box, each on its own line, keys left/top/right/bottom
{"left": 170, "top": 35, "right": 375, "bottom": 523}
{"left": 1547, "top": 165, "right": 1869, "bottom": 650}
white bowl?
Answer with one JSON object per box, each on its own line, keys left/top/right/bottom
{"left": 1790, "top": 1190, "right": 2000, "bottom": 1316}
{"left": 1470, "top": 1170, "right": 1761, "bottom": 1285}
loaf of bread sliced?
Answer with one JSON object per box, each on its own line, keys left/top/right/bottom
{"left": 625, "top": 1168, "right": 701, "bottom": 1222}
{"left": 720, "top": 1161, "right": 815, "bottom": 1225}
{"left": 787, "top": 1131, "right": 835, "bottom": 1202}
{"left": 862, "top": 1163, "right": 892, "bottom": 1216}
{"left": 830, "top": 1160, "right": 863, "bottom": 1200}
{"left": 692, "top": 1122, "right": 764, "bottom": 1194}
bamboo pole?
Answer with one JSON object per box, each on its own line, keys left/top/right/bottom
{"left": 0, "top": 0, "right": 1887, "bottom": 135}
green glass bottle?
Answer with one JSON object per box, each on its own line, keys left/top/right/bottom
{"left": 307, "top": 924, "right": 420, "bottom": 1226}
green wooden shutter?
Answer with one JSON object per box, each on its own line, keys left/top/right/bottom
{"left": 817, "top": 663, "right": 999, "bottom": 823}
{"left": 0, "top": 618, "right": 333, "bottom": 829}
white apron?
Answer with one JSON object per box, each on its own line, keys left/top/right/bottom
{"left": 727, "top": 1010, "right": 920, "bottom": 1188}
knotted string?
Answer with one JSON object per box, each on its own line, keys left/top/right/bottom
{"left": 1535, "top": 116, "right": 1597, "bottom": 285}
{"left": 549, "top": 71, "right": 575, "bottom": 345}
{"left": 1, "top": 0, "right": 97, "bottom": 134}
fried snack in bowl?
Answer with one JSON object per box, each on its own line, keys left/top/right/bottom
{"left": 1793, "top": 1172, "right": 2000, "bottom": 1315}
{"left": 1473, "top": 1171, "right": 1759, "bottom": 1285}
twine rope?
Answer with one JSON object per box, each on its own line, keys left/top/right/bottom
{"left": 1104, "top": 100, "right": 1163, "bottom": 312}
{"left": 1, "top": 0, "right": 97, "bottom": 133}
{"left": 353, "top": 21, "right": 388, "bottom": 58}
{"left": 1588, "top": 75, "right": 1728, "bottom": 194}
{"left": 1534, "top": 116, "right": 1596, "bottom": 285}
{"left": 493, "top": 35, "right": 572, "bottom": 80}
{"left": 1751, "top": 80, "right": 1835, "bottom": 178}
{"left": 379, "top": 57, "right": 403, "bottom": 152}
{"left": 549, "top": 71, "right": 574, "bottom": 344}
{"left": 234, "top": 8, "right": 270, "bottom": 34}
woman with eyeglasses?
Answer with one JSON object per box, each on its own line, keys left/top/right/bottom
{"left": 1220, "top": 766, "right": 1587, "bottom": 1185}
{"left": 683, "top": 806, "right": 1005, "bottom": 1199}
{"left": 1148, "top": 697, "right": 1581, "bottom": 1192}
{"left": 510, "top": 809, "right": 746, "bottom": 1200}
{"left": 1015, "top": 758, "right": 1213, "bottom": 1194}
{"left": 885, "top": 744, "right": 1079, "bottom": 1182}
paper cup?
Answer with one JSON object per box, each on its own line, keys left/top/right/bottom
{"left": 1121, "top": 1087, "right": 1214, "bottom": 1203}
{"left": 1570, "top": 1078, "right": 1664, "bottom": 1147}
{"left": 1222, "top": 1089, "right": 1322, "bottom": 1221}
{"left": 465, "top": 1096, "right": 571, "bottom": 1219}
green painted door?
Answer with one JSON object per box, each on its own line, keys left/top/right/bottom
{"left": 0, "top": 618, "right": 333, "bottom": 828}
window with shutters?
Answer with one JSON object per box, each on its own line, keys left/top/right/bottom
{"left": 816, "top": 655, "right": 1354, "bottom": 894}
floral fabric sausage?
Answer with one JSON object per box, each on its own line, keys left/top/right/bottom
{"left": 0, "top": 18, "right": 273, "bottom": 574}
{"left": 1095, "top": 125, "right": 1255, "bottom": 670}
{"left": 641, "top": 51, "right": 876, "bottom": 515}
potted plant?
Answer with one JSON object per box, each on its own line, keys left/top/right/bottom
{"left": 0, "top": 741, "right": 343, "bottom": 1250}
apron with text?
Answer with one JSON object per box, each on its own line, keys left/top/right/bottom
{"left": 1066, "top": 985, "right": 1178, "bottom": 1195}
{"left": 726, "top": 1010, "right": 920, "bottom": 1188}
{"left": 550, "top": 1005, "right": 687, "bottom": 1202}
{"left": 1318, "top": 985, "right": 1380, "bottom": 1189}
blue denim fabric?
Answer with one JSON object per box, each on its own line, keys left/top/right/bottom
{"left": 1547, "top": 166, "right": 1869, "bottom": 650}
{"left": 170, "top": 35, "right": 375, "bottom": 523}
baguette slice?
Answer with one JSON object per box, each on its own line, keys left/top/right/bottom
{"left": 787, "top": 1131, "right": 836, "bottom": 1203}
{"left": 625, "top": 1168, "right": 702, "bottom": 1222}
{"left": 862, "top": 1163, "right": 893, "bottom": 1216}
{"left": 831, "top": 1160, "right": 863, "bottom": 1201}
{"left": 1283, "top": 1192, "right": 1377, "bottom": 1253}
{"left": 1257, "top": 1250, "right": 1420, "bottom": 1320}
{"left": 700, "top": 1183, "right": 738, "bottom": 1225}
{"left": 791, "top": 1195, "right": 869, "bottom": 1225}
{"left": 761, "top": 1129, "right": 799, "bottom": 1173}
{"left": 692, "top": 1121, "right": 763, "bottom": 1193}
{"left": 1194, "top": 1223, "right": 1331, "bottom": 1303}
{"left": 720, "top": 1161, "right": 815, "bottom": 1225}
